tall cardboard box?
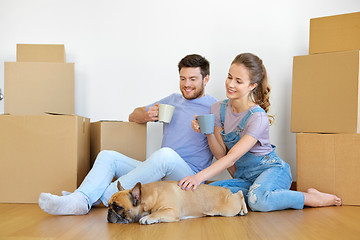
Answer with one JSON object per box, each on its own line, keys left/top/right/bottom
{"left": 0, "top": 115, "right": 90, "bottom": 203}
{"left": 296, "top": 133, "right": 360, "bottom": 205}
{"left": 4, "top": 62, "right": 74, "bottom": 115}
{"left": 17, "top": 44, "right": 65, "bottom": 62}
{"left": 90, "top": 121, "right": 147, "bottom": 166}
{"left": 291, "top": 50, "right": 360, "bottom": 133}
{"left": 309, "top": 12, "right": 360, "bottom": 54}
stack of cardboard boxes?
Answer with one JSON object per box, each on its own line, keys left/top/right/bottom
{"left": 0, "top": 44, "right": 148, "bottom": 203}
{"left": 291, "top": 12, "right": 360, "bottom": 205}
{"left": 0, "top": 44, "right": 90, "bottom": 203}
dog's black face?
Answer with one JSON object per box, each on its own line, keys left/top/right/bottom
{"left": 107, "top": 202, "right": 141, "bottom": 224}
{"left": 107, "top": 182, "right": 144, "bottom": 224}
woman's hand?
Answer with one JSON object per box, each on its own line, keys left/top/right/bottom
{"left": 178, "top": 174, "right": 202, "bottom": 191}
{"left": 191, "top": 115, "right": 201, "bottom": 133}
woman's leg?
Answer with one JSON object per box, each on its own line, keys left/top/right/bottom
{"left": 99, "top": 147, "right": 195, "bottom": 205}
{"left": 247, "top": 164, "right": 304, "bottom": 212}
{"left": 209, "top": 179, "right": 252, "bottom": 197}
{"left": 247, "top": 162, "right": 341, "bottom": 212}
{"left": 303, "top": 188, "right": 342, "bottom": 207}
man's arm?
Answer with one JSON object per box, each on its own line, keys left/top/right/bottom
{"left": 129, "top": 103, "right": 159, "bottom": 123}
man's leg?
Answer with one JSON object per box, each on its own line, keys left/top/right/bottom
{"left": 100, "top": 147, "right": 195, "bottom": 205}
{"left": 39, "top": 150, "right": 141, "bottom": 215}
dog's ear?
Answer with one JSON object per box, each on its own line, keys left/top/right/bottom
{"left": 117, "top": 181, "right": 125, "bottom": 191}
{"left": 130, "top": 182, "right": 142, "bottom": 207}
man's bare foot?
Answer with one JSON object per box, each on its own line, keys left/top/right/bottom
{"left": 303, "top": 188, "right": 342, "bottom": 207}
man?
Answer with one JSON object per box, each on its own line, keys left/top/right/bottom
{"left": 38, "top": 54, "right": 217, "bottom": 215}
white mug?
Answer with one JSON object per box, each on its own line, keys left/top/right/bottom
{"left": 158, "top": 104, "right": 175, "bottom": 123}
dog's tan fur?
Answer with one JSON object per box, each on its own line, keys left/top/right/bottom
{"left": 107, "top": 181, "right": 247, "bottom": 224}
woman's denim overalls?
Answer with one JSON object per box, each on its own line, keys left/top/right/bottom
{"left": 209, "top": 99, "right": 304, "bottom": 211}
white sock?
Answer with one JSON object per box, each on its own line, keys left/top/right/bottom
{"left": 62, "top": 191, "right": 71, "bottom": 196}
{"left": 38, "top": 192, "right": 89, "bottom": 215}
{"left": 62, "top": 191, "right": 102, "bottom": 206}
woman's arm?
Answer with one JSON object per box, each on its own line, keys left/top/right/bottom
{"left": 206, "top": 126, "right": 227, "bottom": 159}
{"left": 178, "top": 134, "right": 258, "bottom": 190}
{"left": 192, "top": 116, "right": 227, "bottom": 159}
{"left": 192, "top": 116, "right": 242, "bottom": 178}
{"left": 227, "top": 164, "right": 236, "bottom": 177}
{"left": 206, "top": 126, "right": 236, "bottom": 177}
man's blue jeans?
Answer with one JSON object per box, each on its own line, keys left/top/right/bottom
{"left": 75, "top": 147, "right": 195, "bottom": 207}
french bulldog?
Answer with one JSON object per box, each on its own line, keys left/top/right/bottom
{"left": 107, "top": 181, "right": 247, "bottom": 224}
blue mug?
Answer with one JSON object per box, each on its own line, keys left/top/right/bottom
{"left": 197, "top": 114, "right": 215, "bottom": 134}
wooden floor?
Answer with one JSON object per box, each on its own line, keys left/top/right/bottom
{"left": 1, "top": 204, "right": 360, "bottom": 240}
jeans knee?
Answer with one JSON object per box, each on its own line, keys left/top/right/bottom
{"left": 151, "top": 147, "right": 177, "bottom": 162}
{"left": 148, "top": 147, "right": 182, "bottom": 171}
{"left": 156, "top": 147, "right": 176, "bottom": 156}
{"left": 94, "top": 150, "right": 116, "bottom": 166}
{"left": 248, "top": 186, "right": 272, "bottom": 212}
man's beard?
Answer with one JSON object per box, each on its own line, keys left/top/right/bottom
{"left": 181, "top": 86, "right": 204, "bottom": 100}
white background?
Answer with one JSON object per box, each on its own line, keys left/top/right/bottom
{"left": 0, "top": 0, "right": 359, "bottom": 180}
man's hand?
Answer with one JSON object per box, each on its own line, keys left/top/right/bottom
{"left": 145, "top": 103, "right": 160, "bottom": 122}
{"left": 129, "top": 103, "right": 160, "bottom": 123}
{"left": 178, "top": 174, "right": 202, "bottom": 191}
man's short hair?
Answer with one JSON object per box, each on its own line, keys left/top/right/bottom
{"left": 178, "top": 54, "right": 210, "bottom": 79}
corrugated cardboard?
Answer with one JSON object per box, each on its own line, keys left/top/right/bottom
{"left": 90, "top": 121, "right": 147, "bottom": 166}
{"left": 309, "top": 12, "right": 360, "bottom": 54}
{"left": 0, "top": 115, "right": 90, "bottom": 203}
{"left": 17, "top": 44, "right": 65, "bottom": 62}
{"left": 291, "top": 50, "right": 360, "bottom": 133}
{"left": 296, "top": 133, "right": 360, "bottom": 206}
{"left": 4, "top": 62, "right": 74, "bottom": 115}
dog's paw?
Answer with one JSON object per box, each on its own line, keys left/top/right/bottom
{"left": 139, "top": 215, "right": 160, "bottom": 225}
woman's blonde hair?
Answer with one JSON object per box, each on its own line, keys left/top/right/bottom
{"left": 232, "top": 53, "right": 274, "bottom": 124}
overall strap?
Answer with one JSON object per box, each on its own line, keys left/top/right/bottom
{"left": 238, "top": 107, "right": 266, "bottom": 131}
{"left": 220, "top": 99, "right": 229, "bottom": 126}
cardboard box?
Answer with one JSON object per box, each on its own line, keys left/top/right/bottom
{"left": 4, "top": 62, "right": 74, "bottom": 115}
{"left": 0, "top": 114, "right": 90, "bottom": 203}
{"left": 296, "top": 133, "right": 360, "bottom": 205}
{"left": 309, "top": 12, "right": 360, "bottom": 54}
{"left": 90, "top": 121, "right": 147, "bottom": 166}
{"left": 17, "top": 44, "right": 65, "bottom": 62}
{"left": 291, "top": 50, "right": 360, "bottom": 133}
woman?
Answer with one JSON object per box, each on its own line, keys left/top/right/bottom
{"left": 178, "top": 53, "right": 341, "bottom": 212}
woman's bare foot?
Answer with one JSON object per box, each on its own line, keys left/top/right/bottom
{"left": 303, "top": 188, "right": 342, "bottom": 207}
